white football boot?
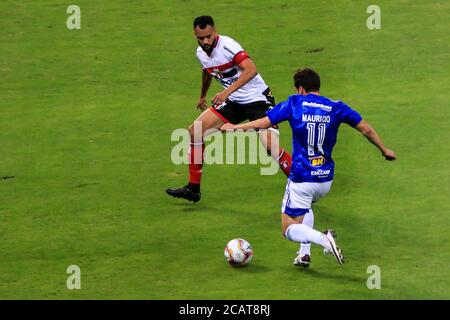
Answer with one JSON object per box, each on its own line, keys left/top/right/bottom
{"left": 293, "top": 252, "right": 311, "bottom": 268}
{"left": 323, "top": 229, "right": 344, "bottom": 265}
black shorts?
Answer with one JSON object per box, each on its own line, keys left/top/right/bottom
{"left": 210, "top": 87, "right": 276, "bottom": 124}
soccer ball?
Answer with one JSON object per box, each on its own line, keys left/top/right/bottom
{"left": 224, "top": 238, "right": 253, "bottom": 267}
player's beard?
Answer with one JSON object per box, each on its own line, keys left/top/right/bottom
{"left": 200, "top": 37, "right": 217, "bottom": 54}
{"left": 201, "top": 45, "right": 212, "bottom": 53}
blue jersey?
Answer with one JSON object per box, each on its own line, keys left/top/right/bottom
{"left": 267, "top": 94, "right": 362, "bottom": 183}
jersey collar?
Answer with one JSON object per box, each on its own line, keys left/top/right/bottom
{"left": 204, "top": 35, "right": 220, "bottom": 56}
{"left": 213, "top": 35, "right": 220, "bottom": 48}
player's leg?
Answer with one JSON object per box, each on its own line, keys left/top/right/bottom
{"left": 281, "top": 181, "right": 314, "bottom": 266}
{"left": 298, "top": 181, "right": 333, "bottom": 259}
{"left": 187, "top": 107, "right": 226, "bottom": 188}
{"left": 282, "top": 213, "right": 331, "bottom": 250}
{"left": 258, "top": 129, "right": 292, "bottom": 177}
{"left": 245, "top": 100, "right": 292, "bottom": 176}
{"left": 282, "top": 214, "right": 344, "bottom": 266}
{"left": 165, "top": 107, "right": 226, "bottom": 202}
{"left": 280, "top": 181, "right": 344, "bottom": 265}
{"left": 297, "top": 208, "right": 314, "bottom": 266}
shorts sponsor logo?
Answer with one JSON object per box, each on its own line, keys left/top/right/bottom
{"left": 214, "top": 102, "right": 227, "bottom": 110}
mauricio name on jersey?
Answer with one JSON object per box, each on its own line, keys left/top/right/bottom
{"left": 196, "top": 35, "right": 269, "bottom": 104}
{"left": 267, "top": 94, "right": 363, "bottom": 183}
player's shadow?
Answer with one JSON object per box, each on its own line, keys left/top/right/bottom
{"left": 174, "top": 203, "right": 211, "bottom": 212}
{"left": 299, "top": 267, "right": 365, "bottom": 283}
{"left": 234, "top": 263, "right": 271, "bottom": 273}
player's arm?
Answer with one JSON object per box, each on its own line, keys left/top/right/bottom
{"left": 355, "top": 120, "right": 396, "bottom": 160}
{"left": 221, "top": 116, "right": 272, "bottom": 131}
{"left": 197, "top": 69, "right": 213, "bottom": 111}
{"left": 211, "top": 58, "right": 257, "bottom": 105}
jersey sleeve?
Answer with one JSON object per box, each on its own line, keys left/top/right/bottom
{"left": 222, "top": 37, "right": 250, "bottom": 65}
{"left": 266, "top": 99, "right": 292, "bottom": 125}
{"left": 338, "top": 102, "right": 363, "bottom": 127}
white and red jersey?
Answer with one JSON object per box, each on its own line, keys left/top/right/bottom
{"left": 196, "top": 35, "right": 269, "bottom": 105}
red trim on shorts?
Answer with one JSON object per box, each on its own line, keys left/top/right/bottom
{"left": 209, "top": 106, "right": 230, "bottom": 123}
{"left": 233, "top": 51, "right": 250, "bottom": 65}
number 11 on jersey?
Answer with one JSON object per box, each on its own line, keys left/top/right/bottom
{"left": 306, "top": 122, "right": 326, "bottom": 156}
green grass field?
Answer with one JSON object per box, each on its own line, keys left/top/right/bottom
{"left": 1, "top": 0, "right": 449, "bottom": 299}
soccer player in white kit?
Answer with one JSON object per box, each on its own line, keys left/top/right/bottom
{"left": 166, "top": 16, "right": 292, "bottom": 202}
{"left": 222, "top": 68, "right": 396, "bottom": 267}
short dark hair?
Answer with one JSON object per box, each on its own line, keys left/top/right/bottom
{"left": 293, "top": 68, "right": 321, "bottom": 92}
{"left": 193, "top": 16, "right": 215, "bottom": 29}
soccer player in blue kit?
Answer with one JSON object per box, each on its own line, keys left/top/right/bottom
{"left": 221, "top": 68, "right": 396, "bottom": 266}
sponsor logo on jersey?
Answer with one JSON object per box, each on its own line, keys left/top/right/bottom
{"left": 219, "top": 77, "right": 238, "bottom": 87}
{"left": 302, "top": 101, "right": 333, "bottom": 112}
{"left": 212, "top": 68, "right": 238, "bottom": 81}
{"left": 309, "top": 155, "right": 326, "bottom": 167}
{"left": 310, "top": 169, "right": 331, "bottom": 176}
{"left": 213, "top": 68, "right": 224, "bottom": 79}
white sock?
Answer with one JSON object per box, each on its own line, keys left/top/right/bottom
{"left": 285, "top": 223, "right": 331, "bottom": 251}
{"left": 299, "top": 209, "right": 314, "bottom": 256}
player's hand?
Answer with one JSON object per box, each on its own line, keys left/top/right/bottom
{"left": 220, "top": 123, "right": 236, "bottom": 132}
{"left": 196, "top": 97, "right": 208, "bottom": 111}
{"left": 383, "top": 149, "right": 396, "bottom": 161}
{"left": 211, "top": 91, "right": 229, "bottom": 106}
